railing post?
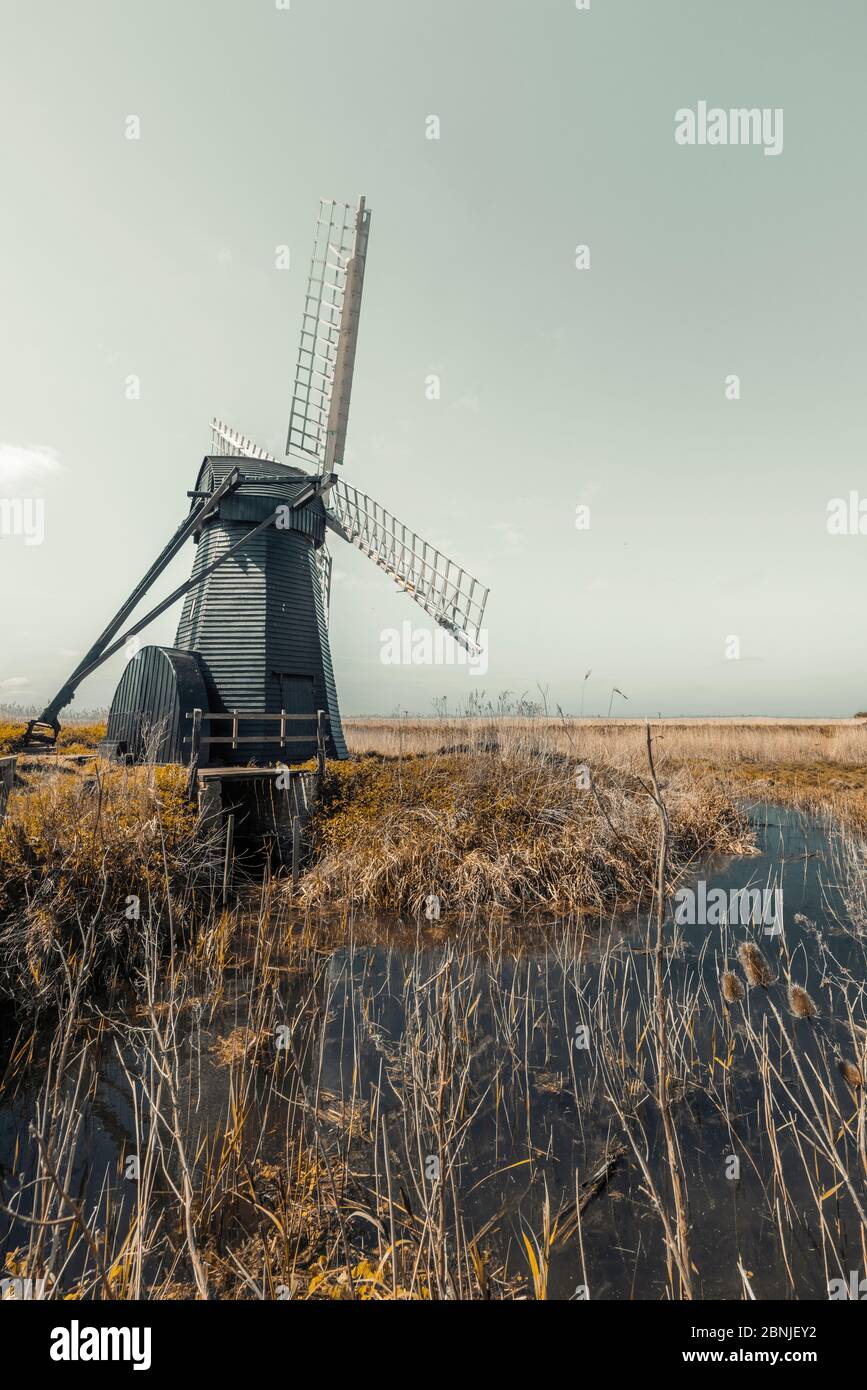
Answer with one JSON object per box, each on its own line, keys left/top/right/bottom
{"left": 231, "top": 710, "right": 239, "bottom": 753}
{"left": 186, "top": 708, "right": 202, "bottom": 801}
{"left": 280, "top": 709, "right": 286, "bottom": 752}
{"left": 316, "top": 710, "right": 326, "bottom": 776}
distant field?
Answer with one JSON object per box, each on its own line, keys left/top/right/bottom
{"left": 0, "top": 718, "right": 105, "bottom": 755}
{"left": 343, "top": 715, "right": 867, "bottom": 765}
{"left": 3, "top": 713, "right": 865, "bottom": 769}
{"left": 342, "top": 716, "right": 867, "bottom": 826}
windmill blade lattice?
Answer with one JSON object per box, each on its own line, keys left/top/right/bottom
{"left": 325, "top": 482, "right": 488, "bottom": 653}
{"left": 316, "top": 544, "right": 333, "bottom": 622}
{"left": 210, "top": 419, "right": 277, "bottom": 462}
{"left": 286, "top": 197, "right": 371, "bottom": 474}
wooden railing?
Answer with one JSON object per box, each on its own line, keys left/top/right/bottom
{"left": 185, "top": 709, "right": 329, "bottom": 785}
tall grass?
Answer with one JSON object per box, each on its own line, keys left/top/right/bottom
{"left": 3, "top": 812, "right": 865, "bottom": 1300}
{"left": 1, "top": 720, "right": 865, "bottom": 1299}
{"left": 302, "top": 751, "right": 752, "bottom": 916}
{"left": 0, "top": 764, "right": 221, "bottom": 1012}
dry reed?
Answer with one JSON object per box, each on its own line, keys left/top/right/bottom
{"left": 738, "top": 942, "right": 773, "bottom": 988}
{"left": 721, "top": 971, "right": 744, "bottom": 1005}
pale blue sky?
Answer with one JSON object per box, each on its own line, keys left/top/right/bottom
{"left": 1, "top": 0, "right": 865, "bottom": 717}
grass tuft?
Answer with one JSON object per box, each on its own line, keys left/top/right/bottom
{"left": 301, "top": 752, "right": 752, "bottom": 916}
{"left": 0, "top": 763, "right": 219, "bottom": 1012}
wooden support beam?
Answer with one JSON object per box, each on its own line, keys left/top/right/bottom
{"left": 186, "top": 708, "right": 202, "bottom": 800}
{"left": 0, "top": 756, "right": 16, "bottom": 824}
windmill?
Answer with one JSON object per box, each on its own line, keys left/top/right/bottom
{"left": 24, "top": 197, "right": 489, "bottom": 766}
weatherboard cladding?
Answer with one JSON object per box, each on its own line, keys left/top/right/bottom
{"left": 174, "top": 457, "right": 347, "bottom": 762}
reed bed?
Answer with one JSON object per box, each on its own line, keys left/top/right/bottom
{"left": 301, "top": 752, "right": 753, "bottom": 916}
{"left": 345, "top": 712, "right": 867, "bottom": 768}
{"left": 345, "top": 715, "right": 867, "bottom": 826}
{"left": 5, "top": 712, "right": 865, "bottom": 768}
{"left": 0, "top": 718, "right": 105, "bottom": 756}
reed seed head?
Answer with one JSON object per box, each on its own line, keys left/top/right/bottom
{"left": 721, "top": 971, "right": 744, "bottom": 1005}
{"left": 787, "top": 984, "right": 817, "bottom": 1020}
{"left": 838, "top": 1058, "right": 863, "bottom": 1090}
{"left": 737, "top": 942, "right": 772, "bottom": 989}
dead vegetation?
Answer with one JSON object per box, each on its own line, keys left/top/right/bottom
{"left": 2, "top": 802, "right": 865, "bottom": 1301}
{"left": 301, "top": 751, "right": 753, "bottom": 916}
{"left": 0, "top": 720, "right": 866, "bottom": 1300}
{"left": 344, "top": 713, "right": 867, "bottom": 764}
{"left": 344, "top": 715, "right": 867, "bottom": 829}
{"left": 0, "top": 763, "right": 221, "bottom": 1013}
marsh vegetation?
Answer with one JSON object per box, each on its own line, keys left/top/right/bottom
{"left": 0, "top": 717, "right": 865, "bottom": 1299}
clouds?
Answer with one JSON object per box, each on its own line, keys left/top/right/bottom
{"left": 0, "top": 676, "right": 30, "bottom": 691}
{"left": 0, "top": 445, "right": 63, "bottom": 489}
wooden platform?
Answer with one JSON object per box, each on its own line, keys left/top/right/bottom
{"left": 196, "top": 765, "right": 315, "bottom": 781}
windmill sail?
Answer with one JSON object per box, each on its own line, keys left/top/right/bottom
{"left": 325, "top": 482, "right": 488, "bottom": 654}
{"left": 286, "top": 196, "right": 371, "bottom": 474}
{"left": 316, "top": 544, "right": 333, "bottom": 622}
{"left": 210, "top": 419, "right": 277, "bottom": 462}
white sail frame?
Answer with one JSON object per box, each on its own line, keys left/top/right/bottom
{"left": 210, "top": 419, "right": 277, "bottom": 462}
{"left": 286, "top": 197, "right": 371, "bottom": 474}
{"left": 326, "top": 482, "right": 488, "bottom": 653}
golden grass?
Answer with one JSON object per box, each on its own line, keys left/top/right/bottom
{"left": 0, "top": 763, "right": 219, "bottom": 1010}
{"left": 1, "top": 716, "right": 863, "bottom": 980}
{"left": 2, "top": 736, "right": 865, "bottom": 1301}
{"left": 5, "top": 714, "right": 863, "bottom": 764}
{"left": 344, "top": 714, "right": 867, "bottom": 766}
{"left": 301, "top": 751, "right": 753, "bottom": 917}
{"left": 0, "top": 718, "right": 106, "bottom": 755}
{"left": 345, "top": 717, "right": 867, "bottom": 827}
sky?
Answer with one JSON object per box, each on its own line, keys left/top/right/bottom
{"left": 1, "top": 0, "right": 865, "bottom": 719}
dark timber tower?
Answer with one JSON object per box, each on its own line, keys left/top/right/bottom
{"left": 25, "top": 198, "right": 489, "bottom": 766}
{"left": 172, "top": 454, "right": 347, "bottom": 761}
